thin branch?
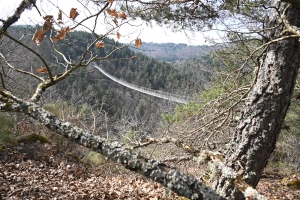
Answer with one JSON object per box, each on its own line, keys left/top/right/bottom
{"left": 0, "top": 53, "right": 44, "bottom": 82}
{"left": 0, "top": 72, "right": 5, "bottom": 90}
{"left": 163, "top": 156, "right": 193, "bottom": 163}
{"left": 72, "top": 2, "right": 110, "bottom": 30}
{"left": 132, "top": 136, "right": 177, "bottom": 148}
{"left": 0, "top": 31, "right": 53, "bottom": 82}
{"left": 0, "top": 0, "right": 36, "bottom": 32}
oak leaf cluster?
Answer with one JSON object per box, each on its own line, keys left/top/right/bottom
{"left": 117, "top": 32, "right": 121, "bottom": 39}
{"left": 36, "top": 67, "right": 48, "bottom": 73}
{"left": 32, "top": 9, "right": 77, "bottom": 45}
{"left": 95, "top": 41, "right": 105, "bottom": 48}
{"left": 70, "top": 8, "right": 79, "bottom": 20}
{"left": 135, "top": 38, "right": 142, "bottom": 48}
{"left": 106, "top": 8, "right": 118, "bottom": 17}
{"left": 52, "top": 27, "right": 72, "bottom": 43}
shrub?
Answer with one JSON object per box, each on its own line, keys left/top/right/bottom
{"left": 0, "top": 113, "right": 16, "bottom": 145}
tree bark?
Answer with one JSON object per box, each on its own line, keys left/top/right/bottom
{"left": 0, "top": 0, "right": 37, "bottom": 33}
{"left": 213, "top": 1, "right": 300, "bottom": 198}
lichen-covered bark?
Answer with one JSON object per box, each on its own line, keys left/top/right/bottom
{"left": 0, "top": 92, "right": 223, "bottom": 200}
{"left": 0, "top": 0, "right": 37, "bottom": 32}
{"left": 212, "top": 1, "right": 300, "bottom": 198}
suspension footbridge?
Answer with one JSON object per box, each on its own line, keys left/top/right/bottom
{"left": 93, "top": 64, "right": 189, "bottom": 104}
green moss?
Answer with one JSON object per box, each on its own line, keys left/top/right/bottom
{"left": 83, "top": 151, "right": 107, "bottom": 166}
{"left": 265, "top": 161, "right": 293, "bottom": 176}
{"left": 44, "top": 102, "right": 66, "bottom": 116}
{"left": 200, "top": 86, "right": 225, "bottom": 102}
{"left": 67, "top": 152, "right": 83, "bottom": 163}
{"left": 287, "top": 180, "right": 300, "bottom": 189}
{"left": 16, "top": 133, "right": 50, "bottom": 144}
{"left": 0, "top": 134, "right": 17, "bottom": 145}
{"left": 122, "top": 131, "right": 139, "bottom": 144}
{"left": 151, "top": 149, "right": 161, "bottom": 158}
{"left": 0, "top": 113, "right": 16, "bottom": 145}
{"left": 162, "top": 102, "right": 203, "bottom": 123}
{"left": 176, "top": 197, "right": 189, "bottom": 200}
{"left": 281, "top": 177, "right": 289, "bottom": 185}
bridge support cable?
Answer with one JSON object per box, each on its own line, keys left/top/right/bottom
{"left": 93, "top": 64, "right": 188, "bottom": 104}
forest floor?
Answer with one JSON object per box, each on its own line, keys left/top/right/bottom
{"left": 0, "top": 138, "right": 299, "bottom": 199}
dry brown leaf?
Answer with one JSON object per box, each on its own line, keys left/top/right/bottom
{"left": 95, "top": 41, "right": 105, "bottom": 48}
{"left": 112, "top": 18, "right": 118, "bottom": 26}
{"left": 37, "top": 67, "right": 48, "bottom": 73}
{"left": 108, "top": 0, "right": 114, "bottom": 3}
{"left": 70, "top": 8, "right": 79, "bottom": 20}
{"left": 42, "top": 15, "right": 53, "bottom": 33}
{"left": 120, "top": 12, "right": 126, "bottom": 20}
{"left": 57, "top": 10, "right": 62, "bottom": 21}
{"left": 32, "top": 28, "right": 45, "bottom": 45}
{"left": 135, "top": 38, "right": 142, "bottom": 48}
{"left": 42, "top": 21, "right": 52, "bottom": 33}
{"left": 53, "top": 27, "right": 72, "bottom": 42}
{"left": 106, "top": 8, "right": 118, "bottom": 17}
{"left": 43, "top": 15, "right": 53, "bottom": 21}
{"left": 117, "top": 32, "right": 121, "bottom": 39}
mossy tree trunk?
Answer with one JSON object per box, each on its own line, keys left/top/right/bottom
{"left": 212, "top": 1, "right": 300, "bottom": 198}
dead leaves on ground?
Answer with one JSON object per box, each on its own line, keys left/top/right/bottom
{"left": 0, "top": 141, "right": 179, "bottom": 199}
{"left": 256, "top": 173, "right": 300, "bottom": 199}
{"left": 1, "top": 139, "right": 300, "bottom": 199}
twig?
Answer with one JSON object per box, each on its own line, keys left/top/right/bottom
{"left": 162, "top": 156, "right": 193, "bottom": 162}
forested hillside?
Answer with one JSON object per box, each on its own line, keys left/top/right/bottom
{"left": 131, "top": 42, "right": 216, "bottom": 62}
{"left": 5, "top": 26, "right": 213, "bottom": 138}
{"left": 5, "top": 25, "right": 300, "bottom": 174}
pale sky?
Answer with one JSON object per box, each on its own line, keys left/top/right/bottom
{"left": 0, "top": 0, "right": 211, "bottom": 45}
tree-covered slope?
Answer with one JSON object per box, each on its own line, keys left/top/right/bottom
{"left": 5, "top": 26, "right": 213, "bottom": 136}
{"left": 130, "top": 42, "right": 216, "bottom": 62}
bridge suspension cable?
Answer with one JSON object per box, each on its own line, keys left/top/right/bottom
{"left": 93, "top": 64, "right": 188, "bottom": 104}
